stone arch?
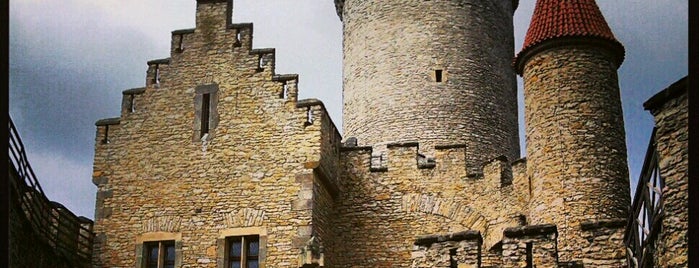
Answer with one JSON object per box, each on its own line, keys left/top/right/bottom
{"left": 400, "top": 193, "right": 488, "bottom": 235}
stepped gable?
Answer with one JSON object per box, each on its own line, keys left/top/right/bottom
{"left": 514, "top": 0, "right": 624, "bottom": 74}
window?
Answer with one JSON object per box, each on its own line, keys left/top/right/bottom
{"left": 129, "top": 94, "right": 136, "bottom": 113}
{"left": 144, "top": 241, "right": 175, "bottom": 268}
{"left": 435, "top": 69, "right": 443, "bottom": 82}
{"left": 194, "top": 84, "right": 218, "bottom": 141}
{"left": 201, "top": 93, "right": 211, "bottom": 137}
{"left": 227, "top": 235, "right": 259, "bottom": 268}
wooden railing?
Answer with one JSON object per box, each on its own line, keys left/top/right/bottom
{"left": 8, "top": 117, "right": 94, "bottom": 267}
{"left": 624, "top": 128, "right": 664, "bottom": 268}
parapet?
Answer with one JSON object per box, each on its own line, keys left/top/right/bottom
{"left": 340, "top": 141, "right": 526, "bottom": 189}
{"left": 411, "top": 230, "right": 483, "bottom": 267}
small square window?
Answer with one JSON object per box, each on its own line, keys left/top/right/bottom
{"left": 227, "top": 235, "right": 259, "bottom": 268}
{"left": 144, "top": 240, "right": 175, "bottom": 268}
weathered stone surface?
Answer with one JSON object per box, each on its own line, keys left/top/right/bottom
{"left": 522, "top": 45, "right": 631, "bottom": 263}
{"left": 644, "top": 78, "right": 688, "bottom": 267}
{"left": 87, "top": 1, "right": 687, "bottom": 268}
{"left": 340, "top": 0, "right": 520, "bottom": 169}
{"left": 91, "top": 1, "right": 341, "bottom": 267}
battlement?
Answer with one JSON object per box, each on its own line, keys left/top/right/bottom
{"left": 340, "top": 142, "right": 526, "bottom": 188}
{"left": 410, "top": 224, "right": 559, "bottom": 267}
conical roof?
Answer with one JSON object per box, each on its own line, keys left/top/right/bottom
{"left": 514, "top": 0, "right": 625, "bottom": 74}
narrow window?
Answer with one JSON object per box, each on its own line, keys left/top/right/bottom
{"left": 194, "top": 84, "right": 218, "bottom": 142}
{"left": 227, "top": 235, "right": 259, "bottom": 268}
{"left": 102, "top": 125, "right": 110, "bottom": 144}
{"left": 435, "top": 69, "right": 443, "bottom": 82}
{"left": 177, "top": 34, "right": 184, "bottom": 52}
{"left": 526, "top": 242, "right": 533, "bottom": 268}
{"left": 201, "top": 93, "right": 211, "bottom": 137}
{"left": 154, "top": 65, "right": 161, "bottom": 85}
{"left": 234, "top": 30, "right": 242, "bottom": 47}
{"left": 130, "top": 94, "right": 136, "bottom": 113}
{"left": 280, "top": 82, "right": 288, "bottom": 99}
{"left": 144, "top": 241, "right": 175, "bottom": 268}
{"left": 305, "top": 107, "right": 314, "bottom": 125}
{"left": 258, "top": 55, "right": 265, "bottom": 69}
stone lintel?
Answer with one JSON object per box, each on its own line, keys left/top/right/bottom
{"left": 95, "top": 117, "right": 121, "bottom": 126}
{"left": 171, "top": 28, "right": 195, "bottom": 35}
{"left": 296, "top": 98, "right": 323, "bottom": 108}
{"left": 504, "top": 224, "right": 557, "bottom": 238}
{"left": 250, "top": 48, "right": 275, "bottom": 55}
{"left": 414, "top": 230, "right": 482, "bottom": 246}
{"left": 147, "top": 58, "right": 171, "bottom": 65}
{"left": 579, "top": 218, "right": 626, "bottom": 231}
{"left": 272, "top": 74, "right": 299, "bottom": 82}
{"left": 386, "top": 141, "right": 419, "bottom": 148}
{"left": 122, "top": 87, "right": 146, "bottom": 95}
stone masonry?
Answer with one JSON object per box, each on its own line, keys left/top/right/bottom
{"left": 520, "top": 45, "right": 630, "bottom": 263}
{"left": 92, "top": 1, "right": 338, "bottom": 267}
{"left": 338, "top": 0, "right": 520, "bottom": 170}
{"left": 89, "top": 0, "right": 687, "bottom": 267}
{"left": 643, "top": 77, "right": 688, "bottom": 267}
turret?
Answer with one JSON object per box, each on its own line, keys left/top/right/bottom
{"left": 335, "top": 0, "right": 520, "bottom": 170}
{"left": 514, "top": 0, "right": 630, "bottom": 263}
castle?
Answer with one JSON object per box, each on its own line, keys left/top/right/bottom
{"left": 86, "top": 0, "right": 687, "bottom": 267}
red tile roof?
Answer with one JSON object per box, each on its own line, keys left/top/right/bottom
{"left": 514, "top": 0, "right": 624, "bottom": 74}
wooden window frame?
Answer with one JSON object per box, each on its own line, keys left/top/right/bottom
{"left": 144, "top": 240, "right": 175, "bottom": 268}
{"left": 226, "top": 235, "right": 260, "bottom": 268}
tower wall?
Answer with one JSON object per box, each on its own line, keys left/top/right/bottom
{"left": 339, "top": 0, "right": 520, "bottom": 169}
{"left": 522, "top": 46, "right": 630, "bottom": 262}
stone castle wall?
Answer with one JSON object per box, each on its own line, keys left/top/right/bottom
{"left": 339, "top": 0, "right": 520, "bottom": 169}
{"left": 329, "top": 143, "right": 528, "bottom": 267}
{"left": 522, "top": 45, "right": 630, "bottom": 263}
{"left": 645, "top": 79, "right": 688, "bottom": 267}
{"left": 91, "top": 1, "right": 338, "bottom": 267}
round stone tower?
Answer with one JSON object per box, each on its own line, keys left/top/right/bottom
{"left": 335, "top": 0, "right": 520, "bottom": 168}
{"left": 514, "top": 0, "right": 630, "bottom": 262}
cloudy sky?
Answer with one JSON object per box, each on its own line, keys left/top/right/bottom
{"left": 9, "top": 0, "right": 687, "bottom": 219}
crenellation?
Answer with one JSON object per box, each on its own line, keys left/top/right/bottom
{"left": 81, "top": 1, "right": 684, "bottom": 267}
{"left": 145, "top": 58, "right": 171, "bottom": 88}
{"left": 170, "top": 29, "right": 193, "bottom": 54}
{"left": 483, "top": 155, "right": 513, "bottom": 188}
{"left": 272, "top": 74, "right": 299, "bottom": 101}
{"left": 120, "top": 87, "right": 146, "bottom": 117}
{"left": 195, "top": 0, "right": 233, "bottom": 32}
{"left": 228, "top": 23, "right": 253, "bottom": 49}
{"left": 250, "top": 48, "right": 276, "bottom": 73}
{"left": 502, "top": 224, "right": 559, "bottom": 267}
